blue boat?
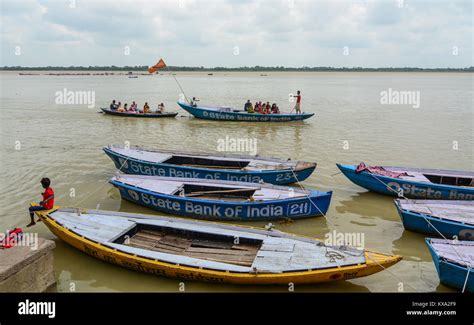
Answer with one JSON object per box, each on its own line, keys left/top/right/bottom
{"left": 104, "top": 145, "right": 317, "bottom": 185}
{"left": 336, "top": 163, "right": 474, "bottom": 200}
{"left": 177, "top": 101, "right": 314, "bottom": 122}
{"left": 109, "top": 175, "right": 332, "bottom": 221}
{"left": 395, "top": 199, "right": 474, "bottom": 240}
{"left": 426, "top": 238, "right": 473, "bottom": 292}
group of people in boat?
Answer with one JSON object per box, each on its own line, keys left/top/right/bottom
{"left": 242, "top": 91, "right": 302, "bottom": 114}
{"left": 244, "top": 100, "right": 281, "bottom": 114}
{"left": 187, "top": 90, "right": 302, "bottom": 115}
{"left": 109, "top": 100, "right": 165, "bottom": 114}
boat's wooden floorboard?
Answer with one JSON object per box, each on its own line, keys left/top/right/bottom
{"left": 126, "top": 230, "right": 259, "bottom": 266}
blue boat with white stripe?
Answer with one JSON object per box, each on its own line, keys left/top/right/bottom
{"left": 426, "top": 238, "right": 473, "bottom": 292}
{"left": 177, "top": 101, "right": 314, "bottom": 122}
{"left": 336, "top": 163, "right": 474, "bottom": 200}
{"left": 104, "top": 145, "right": 317, "bottom": 185}
{"left": 394, "top": 199, "right": 474, "bottom": 240}
{"left": 110, "top": 175, "right": 332, "bottom": 221}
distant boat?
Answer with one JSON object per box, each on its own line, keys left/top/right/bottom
{"left": 177, "top": 101, "right": 314, "bottom": 122}
{"left": 34, "top": 206, "right": 401, "bottom": 285}
{"left": 109, "top": 175, "right": 332, "bottom": 221}
{"left": 100, "top": 108, "right": 178, "bottom": 118}
{"left": 103, "top": 145, "right": 317, "bottom": 185}
{"left": 336, "top": 163, "right": 474, "bottom": 200}
{"left": 208, "top": 73, "right": 213, "bottom": 76}
{"left": 426, "top": 238, "right": 473, "bottom": 292}
{"left": 394, "top": 199, "right": 474, "bottom": 239}
{"left": 128, "top": 76, "right": 138, "bottom": 78}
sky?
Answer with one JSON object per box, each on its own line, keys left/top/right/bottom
{"left": 0, "top": 0, "right": 472, "bottom": 68}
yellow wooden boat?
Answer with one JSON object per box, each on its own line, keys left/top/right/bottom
{"left": 35, "top": 206, "right": 402, "bottom": 285}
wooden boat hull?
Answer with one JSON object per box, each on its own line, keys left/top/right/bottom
{"left": 426, "top": 239, "right": 473, "bottom": 292}
{"left": 395, "top": 200, "right": 474, "bottom": 240}
{"left": 103, "top": 146, "right": 316, "bottom": 185}
{"left": 100, "top": 108, "right": 178, "bottom": 118}
{"left": 337, "top": 164, "right": 474, "bottom": 200}
{"left": 110, "top": 177, "right": 332, "bottom": 221}
{"left": 34, "top": 207, "right": 401, "bottom": 285}
{"left": 177, "top": 101, "right": 314, "bottom": 122}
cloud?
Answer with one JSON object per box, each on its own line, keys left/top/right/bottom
{"left": 0, "top": 0, "right": 472, "bottom": 67}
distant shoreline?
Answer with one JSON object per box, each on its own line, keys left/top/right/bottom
{"left": 1, "top": 66, "right": 473, "bottom": 73}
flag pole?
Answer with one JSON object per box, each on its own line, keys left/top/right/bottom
{"left": 150, "top": 57, "right": 189, "bottom": 103}
{"left": 170, "top": 72, "right": 189, "bottom": 103}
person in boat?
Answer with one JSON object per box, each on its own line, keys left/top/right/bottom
{"left": 27, "top": 178, "right": 54, "bottom": 227}
{"left": 117, "top": 103, "right": 126, "bottom": 112}
{"left": 143, "top": 102, "right": 150, "bottom": 113}
{"left": 157, "top": 103, "right": 165, "bottom": 113}
{"left": 271, "top": 103, "right": 280, "bottom": 114}
{"left": 116, "top": 101, "right": 122, "bottom": 111}
{"left": 190, "top": 97, "right": 199, "bottom": 107}
{"left": 255, "top": 101, "right": 262, "bottom": 113}
{"left": 265, "top": 102, "right": 271, "bottom": 114}
{"left": 244, "top": 100, "right": 251, "bottom": 111}
{"left": 129, "top": 101, "right": 137, "bottom": 112}
{"left": 294, "top": 90, "right": 301, "bottom": 114}
{"left": 110, "top": 100, "right": 118, "bottom": 110}
{"left": 247, "top": 102, "right": 254, "bottom": 113}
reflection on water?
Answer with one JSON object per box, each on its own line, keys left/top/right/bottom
{"left": 0, "top": 71, "right": 472, "bottom": 292}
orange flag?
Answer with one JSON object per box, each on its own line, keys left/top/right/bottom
{"left": 148, "top": 58, "right": 167, "bottom": 73}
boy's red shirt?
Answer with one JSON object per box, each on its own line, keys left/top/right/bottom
{"left": 41, "top": 187, "right": 54, "bottom": 209}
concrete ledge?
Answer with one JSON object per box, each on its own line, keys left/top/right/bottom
{"left": 0, "top": 238, "right": 56, "bottom": 292}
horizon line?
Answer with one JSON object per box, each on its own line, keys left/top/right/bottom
{"left": 1, "top": 65, "right": 473, "bottom": 72}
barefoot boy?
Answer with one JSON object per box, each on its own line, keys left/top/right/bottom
{"left": 27, "top": 178, "right": 54, "bottom": 227}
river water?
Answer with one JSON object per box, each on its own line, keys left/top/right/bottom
{"left": 0, "top": 71, "right": 472, "bottom": 292}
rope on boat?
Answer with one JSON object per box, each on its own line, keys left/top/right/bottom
{"left": 462, "top": 267, "right": 471, "bottom": 292}
{"left": 325, "top": 249, "right": 346, "bottom": 263}
{"left": 292, "top": 168, "right": 424, "bottom": 291}
{"left": 365, "top": 172, "right": 472, "bottom": 293}
{"left": 289, "top": 168, "right": 364, "bottom": 259}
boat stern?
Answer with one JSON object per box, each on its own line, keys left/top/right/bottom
{"left": 293, "top": 162, "right": 317, "bottom": 181}
{"left": 336, "top": 163, "right": 356, "bottom": 175}
{"left": 308, "top": 190, "right": 333, "bottom": 215}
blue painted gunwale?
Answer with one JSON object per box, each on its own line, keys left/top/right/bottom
{"left": 336, "top": 164, "right": 474, "bottom": 200}
{"left": 425, "top": 238, "right": 473, "bottom": 292}
{"left": 109, "top": 178, "right": 332, "bottom": 221}
{"left": 103, "top": 147, "right": 316, "bottom": 185}
{"left": 394, "top": 200, "right": 474, "bottom": 240}
{"left": 177, "top": 101, "right": 314, "bottom": 122}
